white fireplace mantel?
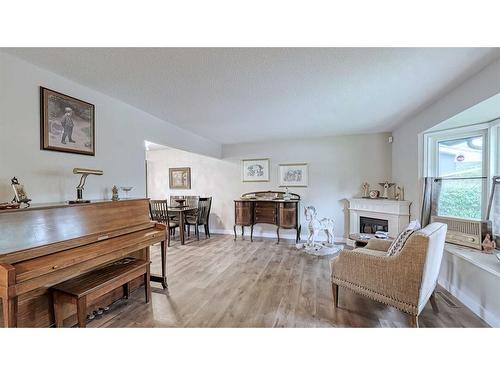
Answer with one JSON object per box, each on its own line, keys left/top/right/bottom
{"left": 348, "top": 198, "right": 411, "bottom": 244}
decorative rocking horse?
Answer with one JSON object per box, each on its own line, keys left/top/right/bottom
{"left": 297, "top": 206, "right": 343, "bottom": 256}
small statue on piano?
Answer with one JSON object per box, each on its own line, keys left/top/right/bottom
{"left": 112, "top": 185, "right": 119, "bottom": 201}
{"left": 11, "top": 177, "right": 32, "bottom": 207}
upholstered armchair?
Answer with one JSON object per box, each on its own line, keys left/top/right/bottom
{"left": 330, "top": 222, "right": 447, "bottom": 327}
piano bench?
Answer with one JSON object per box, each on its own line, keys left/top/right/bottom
{"left": 51, "top": 257, "right": 151, "bottom": 328}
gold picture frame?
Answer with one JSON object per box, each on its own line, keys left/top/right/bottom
{"left": 40, "top": 87, "right": 95, "bottom": 156}
{"left": 169, "top": 167, "right": 191, "bottom": 189}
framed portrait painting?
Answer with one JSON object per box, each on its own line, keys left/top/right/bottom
{"left": 242, "top": 159, "right": 270, "bottom": 182}
{"left": 169, "top": 167, "right": 191, "bottom": 189}
{"left": 40, "top": 87, "right": 95, "bottom": 156}
{"left": 278, "top": 163, "right": 308, "bottom": 187}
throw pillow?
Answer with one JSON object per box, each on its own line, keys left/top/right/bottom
{"left": 406, "top": 220, "right": 421, "bottom": 231}
{"left": 387, "top": 228, "right": 415, "bottom": 256}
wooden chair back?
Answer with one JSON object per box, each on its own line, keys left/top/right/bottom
{"left": 149, "top": 200, "right": 170, "bottom": 224}
{"left": 185, "top": 195, "right": 199, "bottom": 208}
{"left": 198, "top": 197, "right": 212, "bottom": 224}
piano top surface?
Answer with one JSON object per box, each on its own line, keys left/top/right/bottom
{"left": 0, "top": 198, "right": 146, "bottom": 214}
{"left": 0, "top": 198, "right": 154, "bottom": 260}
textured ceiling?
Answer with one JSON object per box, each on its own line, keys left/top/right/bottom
{"left": 4, "top": 48, "right": 500, "bottom": 144}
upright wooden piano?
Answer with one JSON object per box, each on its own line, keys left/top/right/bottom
{"left": 0, "top": 199, "right": 166, "bottom": 328}
{"left": 234, "top": 191, "right": 301, "bottom": 243}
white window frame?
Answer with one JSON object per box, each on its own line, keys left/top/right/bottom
{"left": 423, "top": 123, "right": 491, "bottom": 220}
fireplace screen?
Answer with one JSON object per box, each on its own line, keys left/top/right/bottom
{"left": 360, "top": 216, "right": 388, "bottom": 234}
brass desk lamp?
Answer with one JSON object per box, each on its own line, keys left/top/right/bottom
{"left": 69, "top": 168, "right": 103, "bottom": 204}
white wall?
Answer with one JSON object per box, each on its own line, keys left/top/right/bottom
{"left": 392, "top": 56, "right": 500, "bottom": 220}
{"left": 0, "top": 51, "right": 221, "bottom": 204}
{"left": 391, "top": 55, "right": 500, "bottom": 327}
{"left": 147, "top": 134, "right": 392, "bottom": 240}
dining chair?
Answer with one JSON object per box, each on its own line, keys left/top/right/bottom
{"left": 149, "top": 200, "right": 179, "bottom": 247}
{"left": 186, "top": 197, "right": 212, "bottom": 240}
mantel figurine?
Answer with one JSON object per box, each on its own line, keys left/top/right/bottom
{"left": 112, "top": 185, "right": 119, "bottom": 201}
{"left": 395, "top": 185, "right": 404, "bottom": 201}
{"left": 361, "top": 182, "right": 370, "bottom": 198}
{"left": 379, "top": 181, "right": 395, "bottom": 199}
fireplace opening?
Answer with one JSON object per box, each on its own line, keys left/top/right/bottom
{"left": 360, "top": 216, "right": 388, "bottom": 234}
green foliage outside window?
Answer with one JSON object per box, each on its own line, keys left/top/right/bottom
{"left": 438, "top": 179, "right": 482, "bottom": 220}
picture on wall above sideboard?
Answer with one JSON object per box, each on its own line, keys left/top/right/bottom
{"left": 278, "top": 163, "right": 308, "bottom": 187}
{"left": 242, "top": 158, "right": 270, "bottom": 182}
{"left": 40, "top": 87, "right": 95, "bottom": 156}
{"left": 169, "top": 167, "right": 191, "bottom": 189}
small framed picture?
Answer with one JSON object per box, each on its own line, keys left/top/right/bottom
{"left": 242, "top": 159, "right": 270, "bottom": 182}
{"left": 169, "top": 167, "right": 191, "bottom": 189}
{"left": 40, "top": 87, "right": 95, "bottom": 156}
{"left": 278, "top": 163, "right": 308, "bottom": 187}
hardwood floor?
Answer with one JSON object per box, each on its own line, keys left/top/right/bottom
{"left": 88, "top": 234, "right": 489, "bottom": 328}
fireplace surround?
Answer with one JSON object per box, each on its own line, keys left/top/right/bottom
{"left": 347, "top": 198, "right": 411, "bottom": 246}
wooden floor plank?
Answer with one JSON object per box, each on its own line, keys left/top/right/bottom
{"left": 88, "top": 235, "right": 490, "bottom": 328}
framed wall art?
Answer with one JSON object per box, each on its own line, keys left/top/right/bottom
{"left": 169, "top": 167, "right": 191, "bottom": 189}
{"left": 40, "top": 87, "right": 95, "bottom": 156}
{"left": 278, "top": 163, "right": 308, "bottom": 187}
{"left": 242, "top": 159, "right": 270, "bottom": 182}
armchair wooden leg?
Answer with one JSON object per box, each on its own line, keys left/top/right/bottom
{"left": 409, "top": 314, "right": 419, "bottom": 328}
{"left": 430, "top": 292, "right": 439, "bottom": 314}
{"left": 332, "top": 283, "right": 339, "bottom": 309}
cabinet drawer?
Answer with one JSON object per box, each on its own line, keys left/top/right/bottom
{"left": 235, "top": 201, "right": 253, "bottom": 225}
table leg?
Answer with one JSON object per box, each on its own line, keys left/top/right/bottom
{"left": 179, "top": 211, "right": 185, "bottom": 245}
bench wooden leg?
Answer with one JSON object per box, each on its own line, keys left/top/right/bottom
{"left": 76, "top": 296, "right": 87, "bottom": 328}
{"left": 123, "top": 282, "right": 131, "bottom": 299}
{"left": 2, "top": 296, "right": 18, "bottom": 328}
{"left": 53, "top": 291, "right": 64, "bottom": 328}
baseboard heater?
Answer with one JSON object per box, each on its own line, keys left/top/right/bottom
{"left": 431, "top": 215, "right": 490, "bottom": 250}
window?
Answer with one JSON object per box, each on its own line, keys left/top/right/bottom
{"left": 425, "top": 128, "right": 489, "bottom": 220}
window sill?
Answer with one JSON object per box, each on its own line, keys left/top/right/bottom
{"left": 444, "top": 243, "right": 500, "bottom": 278}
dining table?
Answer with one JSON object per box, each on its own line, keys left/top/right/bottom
{"left": 168, "top": 205, "right": 198, "bottom": 245}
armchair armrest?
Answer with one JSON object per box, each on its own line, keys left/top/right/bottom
{"left": 364, "top": 238, "right": 392, "bottom": 252}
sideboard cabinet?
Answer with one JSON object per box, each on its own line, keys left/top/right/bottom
{"left": 234, "top": 191, "right": 301, "bottom": 243}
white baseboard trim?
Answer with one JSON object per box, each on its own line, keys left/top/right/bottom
{"left": 438, "top": 277, "right": 499, "bottom": 328}
{"left": 210, "top": 228, "right": 348, "bottom": 243}
{"left": 210, "top": 228, "right": 298, "bottom": 240}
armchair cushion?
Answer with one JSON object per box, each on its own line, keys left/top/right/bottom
{"left": 365, "top": 238, "right": 392, "bottom": 252}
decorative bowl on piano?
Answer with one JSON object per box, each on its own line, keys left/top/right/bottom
{"left": 175, "top": 199, "right": 186, "bottom": 207}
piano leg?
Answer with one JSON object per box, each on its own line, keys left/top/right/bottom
{"left": 149, "top": 240, "right": 168, "bottom": 289}
{"left": 160, "top": 240, "right": 168, "bottom": 289}
{"left": 2, "top": 296, "right": 18, "bottom": 328}
{"left": 1, "top": 263, "right": 17, "bottom": 328}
